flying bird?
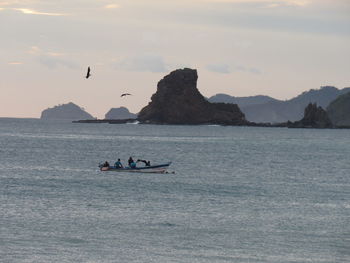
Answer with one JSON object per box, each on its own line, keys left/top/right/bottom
{"left": 85, "top": 66, "right": 91, "bottom": 79}
{"left": 121, "top": 93, "right": 132, "bottom": 97}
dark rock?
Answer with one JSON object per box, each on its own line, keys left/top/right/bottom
{"left": 327, "top": 91, "right": 350, "bottom": 128}
{"left": 287, "top": 103, "right": 333, "bottom": 128}
{"left": 105, "top": 107, "right": 137, "bottom": 119}
{"left": 138, "top": 68, "right": 247, "bottom": 125}
{"left": 73, "top": 118, "right": 136, "bottom": 124}
{"left": 41, "top": 102, "right": 94, "bottom": 120}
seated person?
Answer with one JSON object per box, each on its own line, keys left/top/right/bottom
{"left": 114, "top": 159, "right": 123, "bottom": 168}
{"left": 130, "top": 162, "right": 137, "bottom": 168}
{"left": 128, "top": 157, "right": 134, "bottom": 166}
{"left": 103, "top": 161, "right": 110, "bottom": 167}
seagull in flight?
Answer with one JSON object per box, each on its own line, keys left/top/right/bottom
{"left": 121, "top": 93, "right": 132, "bottom": 97}
{"left": 85, "top": 66, "right": 91, "bottom": 79}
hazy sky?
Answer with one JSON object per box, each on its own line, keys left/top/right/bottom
{"left": 1, "top": 0, "right": 349, "bottom": 118}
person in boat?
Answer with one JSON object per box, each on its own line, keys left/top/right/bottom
{"left": 137, "top": 159, "right": 151, "bottom": 166}
{"left": 114, "top": 158, "right": 123, "bottom": 168}
{"left": 103, "top": 161, "right": 110, "bottom": 167}
{"left": 128, "top": 156, "right": 136, "bottom": 168}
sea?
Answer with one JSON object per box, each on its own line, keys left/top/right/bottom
{"left": 0, "top": 118, "right": 349, "bottom": 263}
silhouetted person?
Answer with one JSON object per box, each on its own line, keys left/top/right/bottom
{"left": 86, "top": 66, "right": 91, "bottom": 79}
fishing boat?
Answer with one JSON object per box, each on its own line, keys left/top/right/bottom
{"left": 99, "top": 162, "right": 172, "bottom": 174}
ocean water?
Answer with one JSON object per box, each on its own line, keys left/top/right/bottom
{"left": 0, "top": 118, "right": 349, "bottom": 263}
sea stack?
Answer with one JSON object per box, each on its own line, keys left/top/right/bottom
{"left": 138, "top": 68, "right": 247, "bottom": 125}
{"left": 288, "top": 103, "right": 333, "bottom": 128}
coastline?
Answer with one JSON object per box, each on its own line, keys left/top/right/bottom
{"left": 71, "top": 118, "right": 349, "bottom": 129}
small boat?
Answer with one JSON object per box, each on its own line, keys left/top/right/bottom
{"left": 99, "top": 162, "right": 172, "bottom": 174}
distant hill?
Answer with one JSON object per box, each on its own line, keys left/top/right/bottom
{"left": 210, "top": 86, "right": 350, "bottom": 123}
{"left": 105, "top": 107, "right": 137, "bottom": 119}
{"left": 327, "top": 90, "right": 350, "bottom": 127}
{"left": 41, "top": 102, "right": 94, "bottom": 120}
{"left": 208, "top": 94, "right": 279, "bottom": 107}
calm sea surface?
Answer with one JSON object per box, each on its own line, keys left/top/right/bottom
{"left": 0, "top": 118, "right": 349, "bottom": 263}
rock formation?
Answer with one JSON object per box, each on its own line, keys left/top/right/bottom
{"left": 327, "top": 91, "right": 350, "bottom": 128}
{"left": 105, "top": 107, "right": 137, "bottom": 120}
{"left": 41, "top": 102, "right": 94, "bottom": 120}
{"left": 287, "top": 103, "right": 333, "bottom": 128}
{"left": 138, "top": 68, "right": 247, "bottom": 125}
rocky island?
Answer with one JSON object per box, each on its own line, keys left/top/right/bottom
{"left": 105, "top": 107, "right": 137, "bottom": 120}
{"left": 72, "top": 106, "right": 137, "bottom": 124}
{"left": 138, "top": 68, "right": 247, "bottom": 125}
{"left": 286, "top": 103, "right": 332, "bottom": 128}
{"left": 41, "top": 102, "right": 94, "bottom": 120}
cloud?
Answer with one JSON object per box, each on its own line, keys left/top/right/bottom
{"left": 249, "top": 68, "right": 262, "bottom": 74}
{"left": 115, "top": 55, "right": 168, "bottom": 73}
{"left": 28, "top": 46, "right": 78, "bottom": 69}
{"left": 46, "top": 52, "right": 65, "bottom": 57}
{"left": 206, "top": 63, "right": 262, "bottom": 74}
{"left": 174, "top": 2, "right": 349, "bottom": 36}
{"left": 198, "top": 0, "right": 310, "bottom": 7}
{"left": 206, "top": 63, "right": 231, "bottom": 74}
{"left": 38, "top": 55, "right": 79, "bottom": 69}
{"left": 13, "top": 8, "right": 68, "bottom": 16}
{"left": 29, "top": 47, "right": 65, "bottom": 57}
{"left": 234, "top": 65, "right": 262, "bottom": 74}
{"left": 28, "top": 46, "right": 41, "bottom": 54}
{"left": 104, "top": 4, "right": 120, "bottom": 9}
{"left": 8, "top": 61, "right": 23, "bottom": 65}
{"left": 0, "top": 0, "right": 38, "bottom": 6}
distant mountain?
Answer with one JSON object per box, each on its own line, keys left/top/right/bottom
{"left": 41, "top": 102, "right": 94, "bottom": 120}
{"left": 211, "top": 86, "right": 350, "bottom": 123}
{"left": 327, "top": 90, "right": 350, "bottom": 127}
{"left": 105, "top": 107, "right": 137, "bottom": 119}
{"left": 208, "top": 94, "right": 279, "bottom": 107}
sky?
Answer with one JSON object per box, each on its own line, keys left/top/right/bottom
{"left": 1, "top": 0, "right": 349, "bottom": 118}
